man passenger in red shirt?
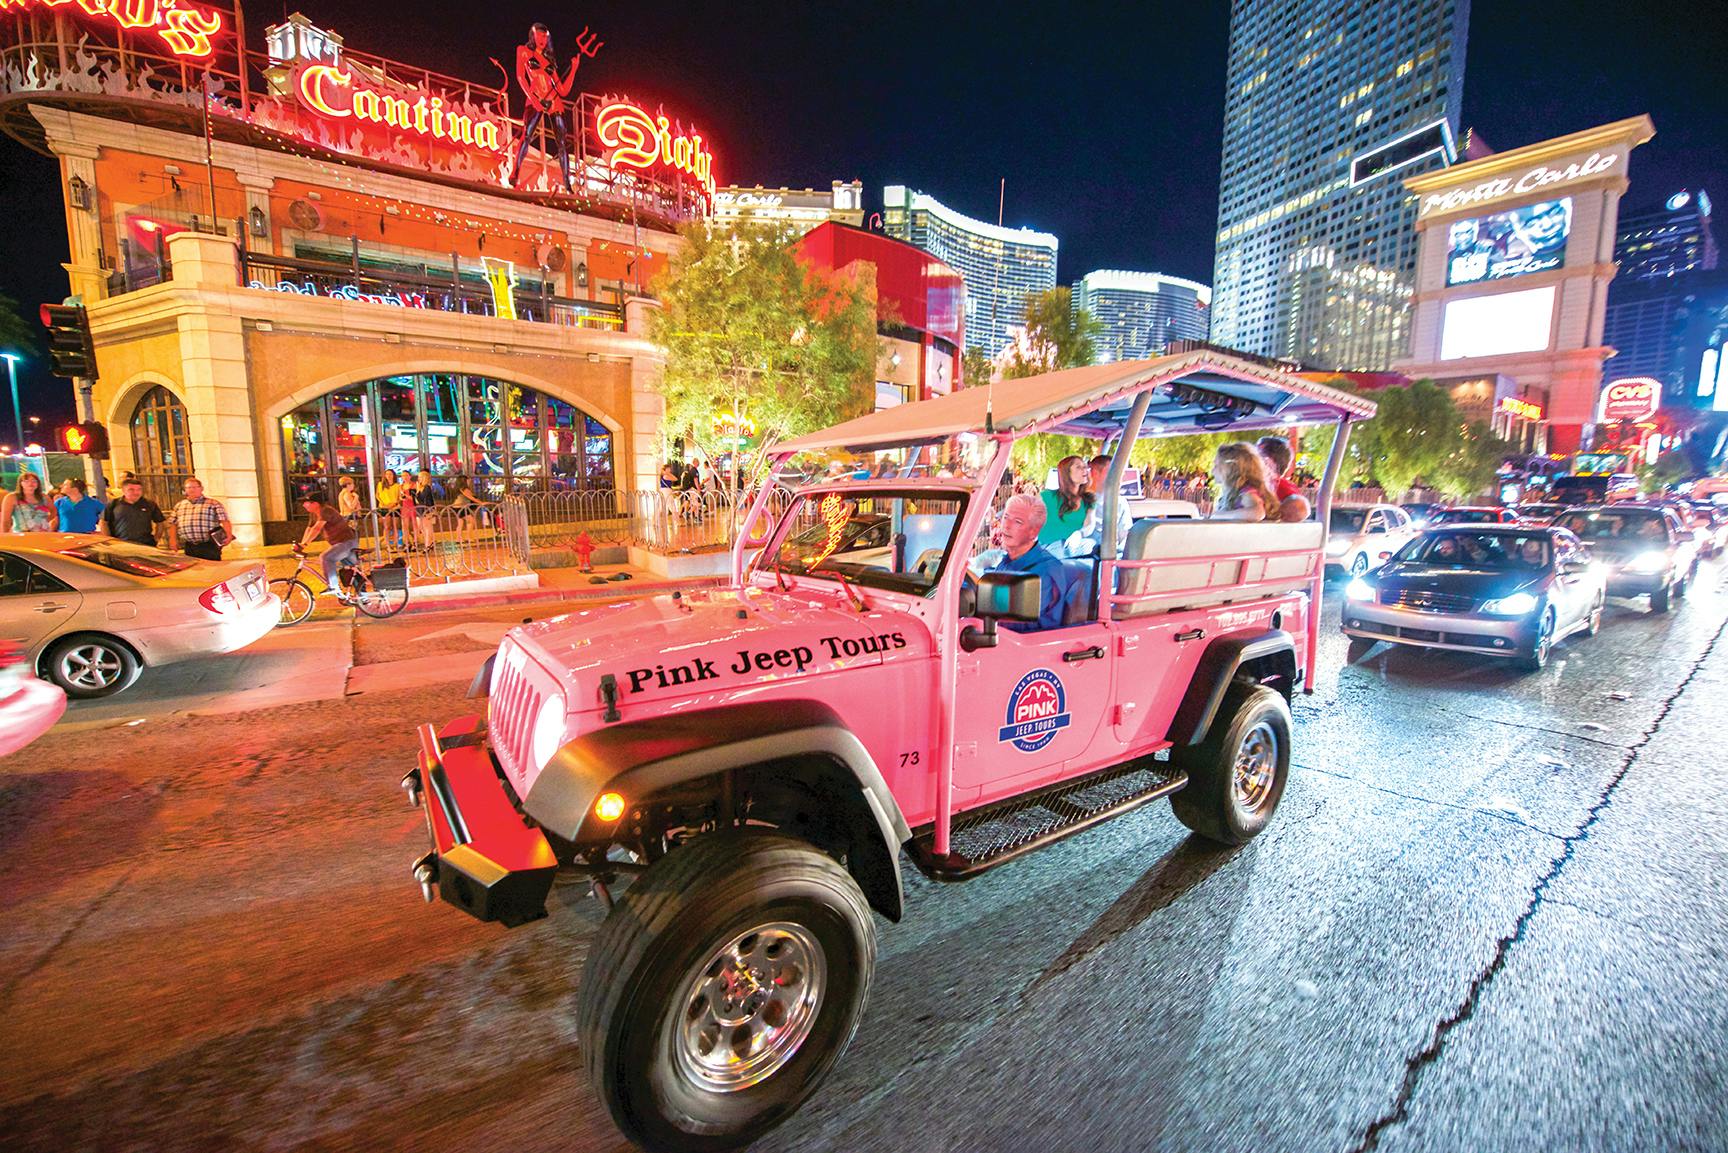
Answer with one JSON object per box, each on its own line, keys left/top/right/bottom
{"left": 1257, "top": 436, "right": 1312, "bottom": 523}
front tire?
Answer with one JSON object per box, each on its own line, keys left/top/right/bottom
{"left": 270, "top": 578, "right": 315, "bottom": 625}
{"left": 1651, "top": 583, "right": 1672, "bottom": 613}
{"left": 1170, "top": 684, "right": 1292, "bottom": 845}
{"left": 1519, "top": 608, "right": 1555, "bottom": 672}
{"left": 43, "top": 634, "right": 141, "bottom": 699}
{"left": 578, "top": 830, "right": 876, "bottom": 1153}
{"left": 1350, "top": 552, "right": 1369, "bottom": 577}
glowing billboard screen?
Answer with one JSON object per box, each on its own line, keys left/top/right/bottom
{"left": 1446, "top": 198, "right": 1573, "bottom": 287}
{"left": 1440, "top": 286, "right": 1555, "bottom": 360}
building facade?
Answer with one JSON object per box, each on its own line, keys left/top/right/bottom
{"left": 881, "top": 185, "right": 1057, "bottom": 359}
{"left": 1210, "top": 0, "right": 1470, "bottom": 371}
{"left": 1396, "top": 117, "right": 1656, "bottom": 455}
{"left": 1, "top": 6, "right": 714, "bottom": 544}
{"left": 711, "top": 182, "right": 864, "bottom": 233}
{"left": 1071, "top": 270, "right": 1210, "bottom": 363}
{"left": 794, "top": 223, "right": 964, "bottom": 408}
{"left": 1614, "top": 189, "right": 1718, "bottom": 283}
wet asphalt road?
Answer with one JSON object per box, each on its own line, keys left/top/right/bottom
{"left": 3, "top": 568, "right": 1727, "bottom": 1153}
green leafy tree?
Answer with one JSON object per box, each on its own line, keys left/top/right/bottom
{"left": 0, "top": 288, "right": 42, "bottom": 361}
{"left": 650, "top": 223, "right": 876, "bottom": 511}
{"left": 1351, "top": 379, "right": 1459, "bottom": 499}
{"left": 1430, "top": 418, "right": 1509, "bottom": 501}
{"left": 1003, "top": 286, "right": 1102, "bottom": 378}
{"left": 962, "top": 345, "right": 996, "bottom": 390}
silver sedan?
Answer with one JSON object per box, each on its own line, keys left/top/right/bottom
{"left": 0, "top": 534, "right": 279, "bottom": 699}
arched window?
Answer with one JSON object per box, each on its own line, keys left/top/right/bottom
{"left": 129, "top": 385, "right": 194, "bottom": 502}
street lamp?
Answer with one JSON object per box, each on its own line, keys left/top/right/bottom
{"left": 1, "top": 352, "right": 21, "bottom": 451}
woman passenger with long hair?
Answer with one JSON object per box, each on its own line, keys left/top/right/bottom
{"left": 1038, "top": 454, "right": 1094, "bottom": 547}
{"left": 1209, "top": 442, "right": 1280, "bottom": 522}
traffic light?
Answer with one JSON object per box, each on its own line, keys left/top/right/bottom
{"left": 39, "top": 303, "right": 96, "bottom": 379}
{"left": 55, "top": 422, "right": 110, "bottom": 457}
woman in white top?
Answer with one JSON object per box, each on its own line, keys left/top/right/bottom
{"left": 1208, "top": 443, "right": 1279, "bottom": 523}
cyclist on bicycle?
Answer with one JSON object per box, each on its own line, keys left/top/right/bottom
{"left": 297, "top": 494, "right": 360, "bottom": 598}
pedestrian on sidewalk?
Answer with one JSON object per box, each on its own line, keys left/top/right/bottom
{"left": 101, "top": 478, "right": 165, "bottom": 546}
{"left": 376, "top": 469, "right": 404, "bottom": 548}
{"left": 55, "top": 477, "right": 103, "bottom": 534}
{"left": 413, "top": 470, "right": 440, "bottom": 550}
{"left": 3, "top": 471, "right": 57, "bottom": 533}
{"left": 337, "top": 476, "right": 363, "bottom": 521}
{"left": 166, "top": 477, "right": 236, "bottom": 561}
{"left": 399, "top": 473, "right": 420, "bottom": 552}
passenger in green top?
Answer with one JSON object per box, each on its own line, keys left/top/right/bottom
{"left": 1038, "top": 454, "right": 1093, "bottom": 548}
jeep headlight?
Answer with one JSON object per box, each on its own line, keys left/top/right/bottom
{"left": 1345, "top": 578, "right": 1375, "bottom": 602}
{"left": 531, "top": 691, "right": 569, "bottom": 771}
{"left": 1626, "top": 550, "right": 1668, "bottom": 575}
{"left": 1481, "top": 591, "right": 1539, "bottom": 616}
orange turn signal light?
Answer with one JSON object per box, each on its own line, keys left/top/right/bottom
{"left": 595, "top": 792, "right": 626, "bottom": 823}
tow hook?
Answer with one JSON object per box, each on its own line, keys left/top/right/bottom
{"left": 411, "top": 852, "right": 438, "bottom": 903}
{"left": 401, "top": 768, "right": 422, "bottom": 808}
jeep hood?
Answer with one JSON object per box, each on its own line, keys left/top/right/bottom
{"left": 506, "top": 586, "right": 928, "bottom": 712}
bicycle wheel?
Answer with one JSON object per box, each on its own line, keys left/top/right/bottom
{"left": 351, "top": 573, "right": 409, "bottom": 619}
{"left": 270, "top": 578, "right": 316, "bottom": 626}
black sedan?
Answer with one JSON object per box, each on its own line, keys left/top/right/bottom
{"left": 1342, "top": 525, "right": 1607, "bottom": 671}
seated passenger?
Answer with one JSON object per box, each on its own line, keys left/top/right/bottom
{"left": 1059, "top": 453, "right": 1135, "bottom": 558}
{"left": 989, "top": 493, "right": 1068, "bottom": 632}
{"left": 1038, "top": 454, "right": 1093, "bottom": 549}
{"left": 1257, "top": 436, "right": 1312, "bottom": 523}
{"left": 1208, "top": 443, "right": 1279, "bottom": 523}
{"left": 1518, "top": 539, "right": 1547, "bottom": 568}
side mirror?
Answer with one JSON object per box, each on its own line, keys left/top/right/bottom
{"left": 1561, "top": 560, "right": 1590, "bottom": 575}
{"left": 960, "top": 570, "right": 1043, "bottom": 651}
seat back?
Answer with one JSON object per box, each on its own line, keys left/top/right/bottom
{"left": 1058, "top": 559, "right": 1093, "bottom": 626}
{"left": 1113, "top": 520, "right": 1323, "bottom": 618}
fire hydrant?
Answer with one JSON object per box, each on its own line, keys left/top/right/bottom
{"left": 572, "top": 530, "right": 596, "bottom": 573}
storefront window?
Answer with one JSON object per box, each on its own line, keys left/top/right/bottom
{"left": 376, "top": 377, "right": 421, "bottom": 480}
{"left": 329, "top": 388, "right": 370, "bottom": 482}
{"left": 280, "top": 375, "right": 614, "bottom": 512}
{"left": 281, "top": 401, "right": 326, "bottom": 502}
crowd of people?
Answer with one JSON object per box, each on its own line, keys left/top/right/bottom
{"left": 3, "top": 470, "right": 237, "bottom": 562}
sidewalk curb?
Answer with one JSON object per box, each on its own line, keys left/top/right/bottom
{"left": 396, "top": 574, "right": 728, "bottom": 615}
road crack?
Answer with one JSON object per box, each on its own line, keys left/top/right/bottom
{"left": 0, "top": 863, "right": 139, "bottom": 1009}
{"left": 1297, "top": 763, "right": 1568, "bottom": 841}
{"left": 1349, "top": 612, "right": 1728, "bottom": 1153}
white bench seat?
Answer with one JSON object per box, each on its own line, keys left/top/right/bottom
{"left": 1111, "top": 519, "right": 1323, "bottom": 618}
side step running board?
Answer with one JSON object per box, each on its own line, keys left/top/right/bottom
{"left": 907, "top": 760, "right": 1187, "bottom": 881}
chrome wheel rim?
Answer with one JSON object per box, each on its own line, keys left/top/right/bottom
{"left": 61, "top": 644, "right": 122, "bottom": 689}
{"left": 1232, "top": 721, "right": 1279, "bottom": 813}
{"left": 674, "top": 921, "right": 825, "bottom": 1092}
{"left": 1535, "top": 613, "right": 1553, "bottom": 663}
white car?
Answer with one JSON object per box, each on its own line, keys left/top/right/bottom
{"left": 0, "top": 641, "right": 66, "bottom": 756}
{"left": 1327, "top": 503, "right": 1419, "bottom": 577}
{"left": 0, "top": 534, "right": 279, "bottom": 699}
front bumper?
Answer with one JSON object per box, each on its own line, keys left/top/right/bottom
{"left": 1604, "top": 570, "right": 1668, "bottom": 597}
{"left": 403, "top": 715, "right": 558, "bottom": 927}
{"left": 1341, "top": 598, "right": 1538, "bottom": 656}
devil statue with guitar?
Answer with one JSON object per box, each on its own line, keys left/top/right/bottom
{"left": 507, "top": 21, "right": 603, "bottom": 192}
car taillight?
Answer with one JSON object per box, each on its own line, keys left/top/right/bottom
{"left": 199, "top": 583, "right": 239, "bottom": 615}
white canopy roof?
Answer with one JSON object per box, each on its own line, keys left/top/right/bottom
{"left": 772, "top": 350, "right": 1378, "bottom": 456}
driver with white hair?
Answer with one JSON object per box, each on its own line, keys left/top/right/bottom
{"left": 987, "top": 492, "right": 1070, "bottom": 631}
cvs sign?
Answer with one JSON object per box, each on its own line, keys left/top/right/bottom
{"left": 1599, "top": 377, "right": 1661, "bottom": 423}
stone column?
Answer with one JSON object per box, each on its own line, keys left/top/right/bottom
{"left": 53, "top": 141, "right": 108, "bottom": 303}
{"left": 624, "top": 297, "right": 664, "bottom": 492}
{"left": 165, "top": 231, "right": 266, "bottom": 546}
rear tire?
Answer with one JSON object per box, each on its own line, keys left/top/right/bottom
{"left": 43, "top": 634, "right": 141, "bottom": 699}
{"left": 270, "top": 578, "right": 315, "bottom": 626}
{"left": 350, "top": 575, "right": 409, "bottom": 619}
{"left": 578, "top": 830, "right": 876, "bottom": 1153}
{"left": 1170, "top": 684, "right": 1292, "bottom": 845}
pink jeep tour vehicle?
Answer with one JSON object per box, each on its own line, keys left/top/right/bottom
{"left": 403, "top": 350, "right": 1376, "bottom": 1151}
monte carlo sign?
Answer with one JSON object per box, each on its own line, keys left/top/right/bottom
{"left": 1417, "top": 149, "right": 1626, "bottom": 220}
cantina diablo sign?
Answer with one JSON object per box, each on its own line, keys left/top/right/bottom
{"left": 596, "top": 100, "right": 715, "bottom": 197}
{"left": 295, "top": 63, "right": 507, "bottom": 154}
{"left": 0, "top": 0, "right": 225, "bottom": 58}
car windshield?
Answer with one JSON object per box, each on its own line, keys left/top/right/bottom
{"left": 1554, "top": 511, "right": 1667, "bottom": 542}
{"left": 61, "top": 540, "right": 200, "bottom": 577}
{"left": 1433, "top": 509, "right": 1498, "bottom": 524}
{"left": 758, "top": 491, "right": 967, "bottom": 595}
{"left": 1331, "top": 508, "right": 1368, "bottom": 532}
{"left": 1402, "top": 531, "right": 1551, "bottom": 570}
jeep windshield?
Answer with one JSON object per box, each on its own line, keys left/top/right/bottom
{"left": 758, "top": 490, "right": 968, "bottom": 596}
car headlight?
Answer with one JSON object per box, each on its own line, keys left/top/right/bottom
{"left": 1345, "top": 578, "right": 1375, "bottom": 601}
{"left": 1481, "top": 591, "right": 1539, "bottom": 616}
{"left": 1626, "top": 551, "right": 1668, "bottom": 575}
{"left": 531, "top": 691, "right": 569, "bottom": 770}
{"left": 1327, "top": 537, "right": 1352, "bottom": 556}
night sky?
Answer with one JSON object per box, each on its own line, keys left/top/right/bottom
{"left": 1, "top": 0, "right": 1723, "bottom": 427}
